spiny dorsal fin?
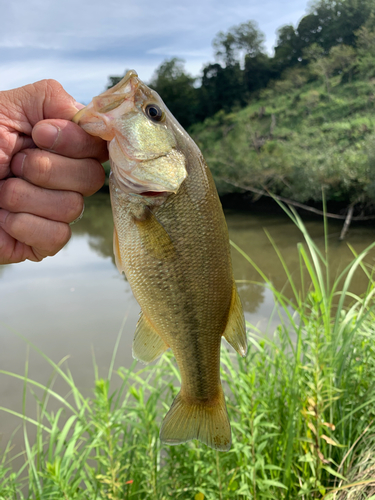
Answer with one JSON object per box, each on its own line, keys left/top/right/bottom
{"left": 160, "top": 386, "right": 231, "bottom": 452}
{"left": 222, "top": 284, "right": 247, "bottom": 357}
{"left": 133, "top": 312, "right": 169, "bottom": 364}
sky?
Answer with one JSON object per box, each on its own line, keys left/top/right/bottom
{"left": 0, "top": 0, "right": 309, "bottom": 104}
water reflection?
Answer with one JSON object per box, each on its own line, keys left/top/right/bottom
{"left": 74, "top": 194, "right": 115, "bottom": 262}
{"left": 226, "top": 209, "right": 375, "bottom": 316}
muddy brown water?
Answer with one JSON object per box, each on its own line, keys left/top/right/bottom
{"left": 1, "top": 192, "right": 374, "bottom": 458}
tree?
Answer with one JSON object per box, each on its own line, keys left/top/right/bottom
{"left": 213, "top": 20, "right": 265, "bottom": 67}
{"left": 329, "top": 44, "right": 357, "bottom": 81}
{"left": 302, "top": 43, "right": 325, "bottom": 62}
{"left": 355, "top": 25, "right": 375, "bottom": 77}
{"left": 148, "top": 58, "right": 199, "bottom": 129}
{"left": 274, "top": 0, "right": 374, "bottom": 71}
{"left": 244, "top": 53, "right": 277, "bottom": 93}
{"left": 303, "top": 43, "right": 334, "bottom": 95}
{"left": 273, "top": 25, "right": 300, "bottom": 71}
{"left": 297, "top": 14, "right": 323, "bottom": 49}
{"left": 307, "top": 0, "right": 374, "bottom": 49}
{"left": 198, "top": 62, "right": 247, "bottom": 120}
{"left": 107, "top": 76, "right": 123, "bottom": 89}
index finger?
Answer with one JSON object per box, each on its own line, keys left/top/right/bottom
{"left": 32, "top": 119, "right": 108, "bottom": 162}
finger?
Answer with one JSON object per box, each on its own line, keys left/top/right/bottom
{"left": 0, "top": 226, "right": 40, "bottom": 264}
{"left": 0, "top": 209, "right": 71, "bottom": 260}
{"left": 11, "top": 149, "right": 105, "bottom": 196}
{"left": 0, "top": 178, "right": 84, "bottom": 223}
{"left": 0, "top": 119, "right": 36, "bottom": 180}
{"left": 32, "top": 119, "right": 108, "bottom": 162}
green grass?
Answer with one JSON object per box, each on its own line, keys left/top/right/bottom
{"left": 1, "top": 209, "right": 375, "bottom": 499}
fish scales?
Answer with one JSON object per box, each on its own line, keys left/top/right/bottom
{"left": 73, "top": 70, "right": 247, "bottom": 451}
{"left": 111, "top": 151, "right": 232, "bottom": 399}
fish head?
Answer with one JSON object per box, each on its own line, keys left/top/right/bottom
{"left": 73, "top": 70, "right": 187, "bottom": 197}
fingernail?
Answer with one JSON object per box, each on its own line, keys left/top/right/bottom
{"left": 11, "top": 153, "right": 26, "bottom": 177}
{"left": 33, "top": 123, "right": 60, "bottom": 150}
{"left": 0, "top": 209, "right": 9, "bottom": 225}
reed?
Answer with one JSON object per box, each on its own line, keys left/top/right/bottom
{"left": 1, "top": 208, "right": 375, "bottom": 499}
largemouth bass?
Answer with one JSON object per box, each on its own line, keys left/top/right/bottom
{"left": 73, "top": 70, "right": 247, "bottom": 451}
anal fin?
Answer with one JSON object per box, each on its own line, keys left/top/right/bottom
{"left": 133, "top": 312, "right": 169, "bottom": 364}
{"left": 222, "top": 284, "right": 247, "bottom": 357}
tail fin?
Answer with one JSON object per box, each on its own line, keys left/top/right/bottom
{"left": 159, "top": 388, "right": 231, "bottom": 451}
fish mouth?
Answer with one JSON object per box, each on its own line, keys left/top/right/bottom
{"left": 72, "top": 70, "right": 141, "bottom": 140}
{"left": 139, "top": 191, "right": 169, "bottom": 197}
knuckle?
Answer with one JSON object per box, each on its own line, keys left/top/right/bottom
{"left": 82, "top": 160, "right": 106, "bottom": 195}
{"left": 67, "top": 193, "right": 84, "bottom": 221}
{"left": 1, "top": 178, "right": 22, "bottom": 210}
{"left": 35, "top": 79, "right": 64, "bottom": 95}
{"left": 33, "top": 153, "right": 53, "bottom": 185}
{"left": 47, "top": 223, "right": 71, "bottom": 255}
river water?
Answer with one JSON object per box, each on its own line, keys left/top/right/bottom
{"left": 1, "top": 192, "right": 374, "bottom": 454}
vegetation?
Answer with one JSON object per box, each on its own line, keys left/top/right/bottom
{"left": 1, "top": 208, "right": 375, "bottom": 499}
{"left": 190, "top": 78, "right": 375, "bottom": 210}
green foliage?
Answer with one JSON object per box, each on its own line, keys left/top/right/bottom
{"left": 355, "top": 25, "right": 375, "bottom": 79}
{"left": 198, "top": 63, "right": 248, "bottom": 120}
{"left": 1, "top": 213, "right": 375, "bottom": 499}
{"left": 212, "top": 21, "right": 265, "bottom": 67}
{"left": 191, "top": 76, "right": 375, "bottom": 206}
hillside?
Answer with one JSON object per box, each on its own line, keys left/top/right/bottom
{"left": 191, "top": 76, "right": 375, "bottom": 214}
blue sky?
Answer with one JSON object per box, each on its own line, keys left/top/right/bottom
{"left": 1, "top": 0, "right": 309, "bottom": 104}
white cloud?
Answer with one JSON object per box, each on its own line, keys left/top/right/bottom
{"left": 0, "top": 58, "right": 157, "bottom": 103}
{"left": 1, "top": 0, "right": 309, "bottom": 101}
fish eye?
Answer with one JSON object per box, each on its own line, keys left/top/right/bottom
{"left": 145, "top": 104, "right": 164, "bottom": 122}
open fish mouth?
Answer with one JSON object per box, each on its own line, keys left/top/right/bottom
{"left": 139, "top": 191, "right": 169, "bottom": 197}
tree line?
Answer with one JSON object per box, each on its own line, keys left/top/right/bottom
{"left": 107, "top": 0, "right": 375, "bottom": 129}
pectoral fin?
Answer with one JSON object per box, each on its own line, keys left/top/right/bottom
{"left": 222, "top": 284, "right": 247, "bottom": 357}
{"left": 113, "top": 226, "right": 125, "bottom": 274}
{"left": 133, "top": 312, "right": 169, "bottom": 364}
{"left": 135, "top": 207, "right": 176, "bottom": 260}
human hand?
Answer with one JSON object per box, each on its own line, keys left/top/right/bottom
{"left": 0, "top": 79, "right": 108, "bottom": 264}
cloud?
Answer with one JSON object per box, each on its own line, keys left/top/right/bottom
{"left": 1, "top": 0, "right": 309, "bottom": 101}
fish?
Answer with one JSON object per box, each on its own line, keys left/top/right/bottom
{"left": 73, "top": 70, "right": 247, "bottom": 451}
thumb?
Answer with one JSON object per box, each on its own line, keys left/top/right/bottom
{"left": 19, "top": 79, "right": 83, "bottom": 126}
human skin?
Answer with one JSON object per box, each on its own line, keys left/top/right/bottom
{"left": 0, "top": 79, "right": 108, "bottom": 265}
